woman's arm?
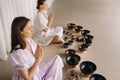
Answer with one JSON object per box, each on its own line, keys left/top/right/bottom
{"left": 18, "top": 45, "right": 42, "bottom": 80}
{"left": 47, "top": 13, "right": 54, "bottom": 27}
{"left": 43, "top": 13, "right": 54, "bottom": 32}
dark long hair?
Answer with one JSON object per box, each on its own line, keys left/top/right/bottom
{"left": 36, "top": 0, "right": 46, "bottom": 9}
{"left": 10, "top": 17, "right": 30, "bottom": 53}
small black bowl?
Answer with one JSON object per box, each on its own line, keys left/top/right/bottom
{"left": 81, "top": 30, "right": 90, "bottom": 36}
{"left": 70, "top": 35, "right": 75, "bottom": 38}
{"left": 76, "top": 36, "right": 85, "bottom": 42}
{"left": 80, "top": 61, "right": 97, "bottom": 75}
{"left": 63, "top": 30, "right": 65, "bottom": 34}
{"left": 89, "top": 74, "right": 106, "bottom": 80}
{"left": 71, "top": 37, "right": 76, "bottom": 41}
{"left": 85, "top": 35, "right": 94, "bottom": 41}
{"left": 83, "top": 40, "right": 92, "bottom": 46}
{"left": 63, "top": 42, "right": 70, "bottom": 48}
{"left": 74, "top": 25, "right": 83, "bottom": 33}
{"left": 67, "top": 23, "right": 76, "bottom": 30}
{"left": 78, "top": 43, "right": 89, "bottom": 51}
{"left": 65, "top": 49, "right": 76, "bottom": 55}
{"left": 68, "top": 40, "right": 74, "bottom": 45}
{"left": 64, "top": 36, "right": 69, "bottom": 41}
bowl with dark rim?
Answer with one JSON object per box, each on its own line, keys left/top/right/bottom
{"left": 68, "top": 40, "right": 74, "bottom": 45}
{"left": 84, "top": 39, "right": 92, "bottom": 46}
{"left": 78, "top": 43, "right": 89, "bottom": 51}
{"left": 89, "top": 74, "right": 106, "bottom": 80}
{"left": 65, "top": 49, "right": 76, "bottom": 55}
{"left": 80, "top": 61, "right": 97, "bottom": 75}
{"left": 66, "top": 53, "right": 81, "bottom": 67}
{"left": 85, "top": 35, "right": 94, "bottom": 41}
{"left": 67, "top": 23, "right": 76, "bottom": 30}
{"left": 63, "top": 42, "right": 70, "bottom": 48}
{"left": 65, "top": 49, "right": 81, "bottom": 67}
{"left": 81, "top": 30, "right": 90, "bottom": 36}
{"left": 76, "top": 36, "right": 85, "bottom": 42}
{"left": 74, "top": 25, "right": 83, "bottom": 33}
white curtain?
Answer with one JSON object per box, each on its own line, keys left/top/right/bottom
{"left": 0, "top": 14, "right": 8, "bottom": 60}
{"left": 0, "top": 0, "right": 37, "bottom": 60}
{"left": 0, "top": 0, "right": 54, "bottom": 60}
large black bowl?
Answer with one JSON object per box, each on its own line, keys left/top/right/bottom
{"left": 66, "top": 54, "right": 81, "bottom": 66}
{"left": 89, "top": 74, "right": 106, "bottom": 80}
{"left": 80, "top": 61, "right": 97, "bottom": 75}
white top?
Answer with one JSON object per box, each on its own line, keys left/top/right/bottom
{"left": 33, "top": 11, "right": 63, "bottom": 46}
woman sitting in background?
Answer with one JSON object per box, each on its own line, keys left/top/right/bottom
{"left": 10, "top": 16, "right": 64, "bottom": 80}
{"left": 34, "top": 0, "right": 63, "bottom": 45}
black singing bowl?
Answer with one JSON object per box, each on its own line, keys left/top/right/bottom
{"left": 78, "top": 43, "right": 89, "bottom": 51}
{"left": 68, "top": 40, "right": 74, "bottom": 45}
{"left": 63, "top": 42, "right": 70, "bottom": 48}
{"left": 67, "top": 23, "right": 76, "bottom": 30}
{"left": 89, "top": 74, "right": 106, "bottom": 80}
{"left": 74, "top": 25, "right": 83, "bottom": 32}
{"left": 85, "top": 35, "right": 94, "bottom": 41}
{"left": 65, "top": 49, "right": 76, "bottom": 55}
{"left": 76, "top": 36, "right": 85, "bottom": 42}
{"left": 81, "top": 30, "right": 90, "bottom": 36}
{"left": 66, "top": 53, "right": 81, "bottom": 66}
{"left": 80, "top": 61, "right": 97, "bottom": 75}
{"left": 83, "top": 40, "right": 92, "bottom": 46}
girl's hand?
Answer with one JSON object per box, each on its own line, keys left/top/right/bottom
{"left": 34, "top": 44, "right": 42, "bottom": 63}
{"left": 48, "top": 13, "right": 54, "bottom": 23}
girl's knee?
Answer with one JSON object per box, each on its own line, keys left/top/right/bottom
{"left": 54, "top": 55, "right": 64, "bottom": 66}
{"left": 57, "top": 26, "right": 63, "bottom": 31}
{"left": 55, "top": 55, "right": 62, "bottom": 61}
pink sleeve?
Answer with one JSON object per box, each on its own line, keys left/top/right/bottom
{"left": 10, "top": 49, "right": 29, "bottom": 70}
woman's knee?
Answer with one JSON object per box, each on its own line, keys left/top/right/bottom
{"left": 57, "top": 26, "right": 63, "bottom": 31}
{"left": 54, "top": 55, "right": 63, "bottom": 65}
{"left": 54, "top": 55, "right": 61, "bottom": 60}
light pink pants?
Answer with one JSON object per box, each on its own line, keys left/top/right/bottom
{"left": 38, "top": 55, "right": 64, "bottom": 80}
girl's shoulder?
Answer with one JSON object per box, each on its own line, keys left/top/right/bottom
{"left": 10, "top": 48, "right": 24, "bottom": 56}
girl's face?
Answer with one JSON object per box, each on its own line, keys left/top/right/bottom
{"left": 40, "top": 0, "right": 48, "bottom": 10}
{"left": 21, "top": 21, "right": 33, "bottom": 39}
